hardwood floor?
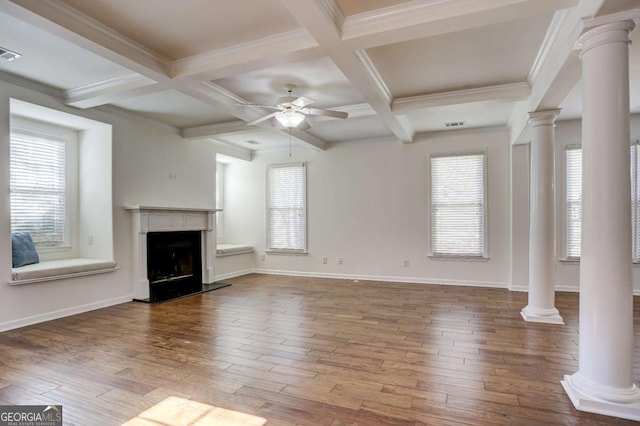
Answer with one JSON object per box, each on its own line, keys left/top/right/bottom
{"left": 0, "top": 274, "right": 639, "bottom": 425}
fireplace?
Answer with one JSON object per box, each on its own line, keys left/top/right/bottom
{"left": 147, "top": 231, "right": 202, "bottom": 302}
{"left": 126, "top": 206, "right": 229, "bottom": 302}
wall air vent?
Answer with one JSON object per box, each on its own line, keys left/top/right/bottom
{"left": 445, "top": 121, "right": 465, "bottom": 128}
{"left": 246, "top": 140, "right": 261, "bottom": 145}
{"left": 0, "top": 47, "right": 21, "bottom": 62}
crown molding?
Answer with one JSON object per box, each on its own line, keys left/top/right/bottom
{"left": 171, "top": 29, "right": 319, "bottom": 78}
{"left": 207, "top": 138, "right": 253, "bottom": 162}
{"left": 528, "top": 9, "right": 569, "bottom": 84}
{"left": 342, "top": 0, "right": 578, "bottom": 48}
{"left": 64, "top": 74, "right": 158, "bottom": 108}
{"left": 9, "top": 0, "right": 171, "bottom": 79}
{"left": 181, "top": 121, "right": 252, "bottom": 139}
{"left": 354, "top": 49, "right": 392, "bottom": 106}
{"left": 0, "top": 70, "right": 64, "bottom": 99}
{"left": 392, "top": 82, "right": 531, "bottom": 113}
{"left": 316, "top": 0, "right": 345, "bottom": 31}
{"left": 96, "top": 104, "right": 180, "bottom": 135}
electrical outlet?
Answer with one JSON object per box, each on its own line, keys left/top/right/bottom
{"left": 88, "top": 235, "right": 94, "bottom": 246}
{"left": 322, "top": 256, "right": 328, "bottom": 264}
{"left": 260, "top": 254, "right": 265, "bottom": 261}
{"left": 338, "top": 257, "right": 343, "bottom": 265}
{"left": 403, "top": 260, "right": 410, "bottom": 267}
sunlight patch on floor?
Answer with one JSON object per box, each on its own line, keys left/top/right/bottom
{"left": 121, "top": 396, "right": 267, "bottom": 426}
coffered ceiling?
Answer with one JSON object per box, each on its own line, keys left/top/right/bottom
{"left": 0, "top": 0, "right": 638, "bottom": 155}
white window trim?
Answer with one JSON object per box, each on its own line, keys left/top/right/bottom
{"left": 265, "top": 162, "right": 308, "bottom": 254}
{"left": 216, "top": 162, "right": 224, "bottom": 243}
{"left": 10, "top": 117, "right": 79, "bottom": 257}
{"left": 427, "top": 151, "right": 488, "bottom": 260}
{"left": 561, "top": 144, "right": 582, "bottom": 261}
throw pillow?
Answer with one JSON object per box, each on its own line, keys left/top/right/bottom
{"left": 11, "top": 232, "right": 40, "bottom": 268}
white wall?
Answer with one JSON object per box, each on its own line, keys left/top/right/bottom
{"left": 510, "top": 114, "right": 640, "bottom": 294}
{"left": 223, "top": 128, "right": 512, "bottom": 287}
{"left": 0, "top": 80, "right": 250, "bottom": 331}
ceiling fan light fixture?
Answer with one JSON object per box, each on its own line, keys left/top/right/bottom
{"left": 275, "top": 110, "right": 305, "bottom": 128}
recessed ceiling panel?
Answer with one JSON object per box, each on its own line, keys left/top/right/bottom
{"left": 111, "top": 90, "right": 236, "bottom": 128}
{"left": 367, "top": 13, "right": 553, "bottom": 97}
{"left": 405, "top": 101, "right": 515, "bottom": 133}
{"left": 214, "top": 57, "right": 366, "bottom": 109}
{"left": 0, "top": 11, "right": 133, "bottom": 90}
{"left": 215, "top": 129, "right": 291, "bottom": 151}
{"left": 58, "top": 0, "right": 301, "bottom": 60}
{"left": 335, "top": 0, "right": 413, "bottom": 16}
{"left": 307, "top": 116, "right": 394, "bottom": 142}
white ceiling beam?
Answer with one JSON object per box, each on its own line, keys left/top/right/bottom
{"left": 342, "top": 0, "right": 580, "bottom": 49}
{"left": 209, "top": 139, "right": 253, "bottom": 162}
{"left": 279, "top": 0, "right": 415, "bottom": 143}
{"left": 508, "top": 0, "right": 609, "bottom": 144}
{"left": 6, "top": 0, "right": 171, "bottom": 81}
{"left": 181, "top": 121, "right": 253, "bottom": 140}
{"left": 392, "top": 82, "right": 531, "bottom": 113}
{"left": 171, "top": 29, "right": 321, "bottom": 78}
{"left": 64, "top": 75, "right": 161, "bottom": 108}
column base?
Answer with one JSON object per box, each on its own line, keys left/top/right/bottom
{"left": 562, "top": 372, "right": 640, "bottom": 421}
{"left": 520, "top": 305, "right": 564, "bottom": 324}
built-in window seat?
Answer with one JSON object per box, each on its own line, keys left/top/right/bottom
{"left": 216, "top": 243, "right": 254, "bottom": 257}
{"left": 10, "top": 258, "right": 118, "bottom": 285}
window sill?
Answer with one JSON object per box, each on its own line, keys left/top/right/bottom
{"left": 559, "top": 258, "right": 640, "bottom": 266}
{"left": 265, "top": 250, "right": 308, "bottom": 256}
{"left": 216, "top": 244, "right": 255, "bottom": 257}
{"left": 9, "top": 258, "right": 118, "bottom": 285}
{"left": 428, "top": 255, "right": 489, "bottom": 262}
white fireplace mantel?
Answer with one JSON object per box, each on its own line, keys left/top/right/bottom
{"left": 126, "top": 206, "right": 220, "bottom": 300}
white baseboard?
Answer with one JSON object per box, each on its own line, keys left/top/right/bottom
{"left": 253, "top": 268, "right": 509, "bottom": 288}
{"left": 509, "top": 284, "right": 528, "bottom": 292}
{"left": 214, "top": 269, "right": 253, "bottom": 281}
{"left": 0, "top": 295, "right": 133, "bottom": 332}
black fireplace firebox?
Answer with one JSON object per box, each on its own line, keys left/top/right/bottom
{"left": 146, "top": 231, "right": 202, "bottom": 302}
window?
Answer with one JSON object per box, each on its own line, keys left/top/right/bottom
{"left": 565, "top": 147, "right": 582, "bottom": 259}
{"left": 10, "top": 121, "right": 76, "bottom": 249}
{"left": 266, "top": 163, "right": 306, "bottom": 252}
{"left": 430, "top": 154, "right": 486, "bottom": 257}
{"left": 565, "top": 142, "right": 640, "bottom": 260}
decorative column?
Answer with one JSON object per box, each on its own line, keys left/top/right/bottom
{"left": 561, "top": 18, "right": 640, "bottom": 421}
{"left": 521, "top": 109, "right": 563, "bottom": 324}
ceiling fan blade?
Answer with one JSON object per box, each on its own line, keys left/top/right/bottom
{"left": 246, "top": 112, "right": 278, "bottom": 126}
{"left": 292, "top": 96, "right": 316, "bottom": 108}
{"left": 237, "top": 103, "right": 281, "bottom": 111}
{"left": 307, "top": 108, "right": 348, "bottom": 119}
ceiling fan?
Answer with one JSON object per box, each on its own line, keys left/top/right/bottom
{"left": 240, "top": 85, "right": 348, "bottom": 129}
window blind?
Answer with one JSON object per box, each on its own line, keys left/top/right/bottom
{"left": 10, "top": 134, "right": 66, "bottom": 247}
{"left": 633, "top": 143, "right": 640, "bottom": 261}
{"left": 566, "top": 148, "right": 582, "bottom": 259}
{"left": 266, "top": 163, "right": 306, "bottom": 251}
{"left": 565, "top": 143, "right": 640, "bottom": 260}
{"left": 431, "top": 154, "right": 485, "bottom": 257}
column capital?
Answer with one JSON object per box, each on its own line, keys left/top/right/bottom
{"left": 577, "top": 17, "right": 636, "bottom": 57}
{"left": 528, "top": 109, "right": 561, "bottom": 127}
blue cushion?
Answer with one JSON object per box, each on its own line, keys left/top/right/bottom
{"left": 11, "top": 232, "right": 39, "bottom": 268}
